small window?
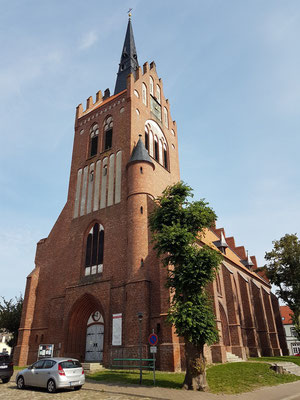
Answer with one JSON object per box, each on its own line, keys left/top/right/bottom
{"left": 103, "top": 116, "right": 113, "bottom": 151}
{"left": 164, "top": 107, "right": 168, "bottom": 128}
{"left": 150, "top": 76, "right": 154, "bottom": 95}
{"left": 145, "top": 132, "right": 149, "bottom": 150}
{"left": 142, "top": 83, "right": 147, "bottom": 106}
{"left": 140, "top": 206, "right": 143, "bottom": 214}
{"left": 156, "top": 84, "right": 161, "bottom": 103}
{"left": 154, "top": 137, "right": 158, "bottom": 161}
{"left": 163, "top": 143, "right": 168, "bottom": 169}
{"left": 104, "top": 129, "right": 112, "bottom": 150}
{"left": 140, "top": 167, "right": 143, "bottom": 174}
{"left": 89, "top": 124, "right": 99, "bottom": 157}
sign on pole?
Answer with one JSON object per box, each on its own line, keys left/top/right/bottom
{"left": 150, "top": 346, "right": 157, "bottom": 353}
{"left": 148, "top": 333, "right": 158, "bottom": 346}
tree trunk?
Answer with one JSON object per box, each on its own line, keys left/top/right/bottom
{"left": 183, "top": 340, "right": 207, "bottom": 391}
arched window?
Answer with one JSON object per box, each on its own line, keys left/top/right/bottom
{"left": 142, "top": 83, "right": 147, "bottom": 106}
{"left": 145, "top": 120, "right": 168, "bottom": 170}
{"left": 156, "top": 84, "right": 161, "bottom": 103}
{"left": 154, "top": 136, "right": 159, "bottom": 161}
{"left": 103, "top": 116, "right": 113, "bottom": 151}
{"left": 150, "top": 76, "right": 154, "bottom": 96}
{"left": 85, "top": 223, "right": 104, "bottom": 276}
{"left": 145, "top": 126, "right": 149, "bottom": 150}
{"left": 164, "top": 107, "right": 168, "bottom": 128}
{"left": 89, "top": 124, "right": 99, "bottom": 157}
{"left": 163, "top": 143, "right": 168, "bottom": 169}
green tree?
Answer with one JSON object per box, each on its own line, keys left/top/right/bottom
{"left": 263, "top": 234, "right": 300, "bottom": 339}
{"left": 0, "top": 295, "right": 23, "bottom": 350}
{"left": 149, "top": 182, "right": 223, "bottom": 391}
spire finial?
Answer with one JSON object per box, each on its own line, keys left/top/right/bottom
{"left": 128, "top": 8, "right": 133, "bottom": 19}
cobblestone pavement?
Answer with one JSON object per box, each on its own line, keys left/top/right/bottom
{"left": 0, "top": 379, "right": 154, "bottom": 400}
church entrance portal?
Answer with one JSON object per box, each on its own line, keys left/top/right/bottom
{"left": 66, "top": 294, "right": 105, "bottom": 363}
{"left": 85, "top": 311, "right": 104, "bottom": 362}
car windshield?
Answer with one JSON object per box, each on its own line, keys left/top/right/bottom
{"left": 59, "top": 360, "right": 82, "bottom": 369}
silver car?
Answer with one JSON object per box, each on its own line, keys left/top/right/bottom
{"left": 16, "top": 357, "right": 85, "bottom": 393}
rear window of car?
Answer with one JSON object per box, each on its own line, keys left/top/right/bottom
{"left": 60, "top": 360, "right": 82, "bottom": 369}
{"left": 0, "top": 355, "right": 10, "bottom": 363}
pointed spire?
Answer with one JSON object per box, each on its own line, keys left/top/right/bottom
{"left": 114, "top": 17, "right": 139, "bottom": 95}
{"left": 127, "top": 135, "right": 155, "bottom": 169}
{"left": 213, "top": 231, "right": 228, "bottom": 254}
{"left": 242, "top": 252, "right": 255, "bottom": 269}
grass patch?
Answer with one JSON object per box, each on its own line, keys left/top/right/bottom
{"left": 88, "top": 362, "right": 300, "bottom": 394}
{"left": 207, "top": 362, "right": 300, "bottom": 394}
{"left": 14, "top": 366, "right": 27, "bottom": 371}
{"left": 250, "top": 356, "right": 300, "bottom": 367}
{"left": 87, "top": 369, "right": 185, "bottom": 389}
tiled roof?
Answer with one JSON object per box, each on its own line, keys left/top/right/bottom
{"left": 280, "top": 305, "right": 293, "bottom": 324}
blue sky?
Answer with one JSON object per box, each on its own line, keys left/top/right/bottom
{"left": 1, "top": 0, "right": 299, "bottom": 299}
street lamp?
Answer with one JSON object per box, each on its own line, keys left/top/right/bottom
{"left": 137, "top": 312, "right": 143, "bottom": 384}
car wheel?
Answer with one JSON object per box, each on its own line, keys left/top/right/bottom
{"left": 47, "top": 379, "right": 56, "bottom": 393}
{"left": 17, "top": 376, "right": 25, "bottom": 389}
{"left": 74, "top": 385, "right": 82, "bottom": 391}
{"left": 2, "top": 377, "right": 10, "bottom": 383}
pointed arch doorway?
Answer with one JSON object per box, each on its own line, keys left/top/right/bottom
{"left": 85, "top": 311, "right": 104, "bottom": 362}
{"left": 66, "top": 294, "right": 105, "bottom": 363}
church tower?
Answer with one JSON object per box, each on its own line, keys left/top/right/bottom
{"left": 15, "top": 17, "right": 181, "bottom": 370}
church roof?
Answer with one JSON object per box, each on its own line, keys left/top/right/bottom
{"left": 128, "top": 136, "right": 154, "bottom": 168}
{"left": 114, "top": 18, "right": 139, "bottom": 95}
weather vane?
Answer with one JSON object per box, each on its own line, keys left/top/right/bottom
{"left": 128, "top": 8, "right": 133, "bottom": 18}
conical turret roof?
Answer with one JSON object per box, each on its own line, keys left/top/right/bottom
{"left": 127, "top": 136, "right": 154, "bottom": 168}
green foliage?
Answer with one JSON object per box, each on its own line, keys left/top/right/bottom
{"left": 149, "top": 181, "right": 222, "bottom": 347}
{"left": 0, "top": 295, "right": 23, "bottom": 348}
{"left": 263, "top": 234, "right": 300, "bottom": 339}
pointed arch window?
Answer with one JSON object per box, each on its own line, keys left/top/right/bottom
{"left": 163, "top": 143, "right": 168, "bottom": 169}
{"left": 85, "top": 223, "right": 104, "bottom": 276}
{"left": 142, "top": 83, "right": 147, "bottom": 106}
{"left": 103, "top": 116, "right": 113, "bottom": 151}
{"left": 145, "top": 120, "right": 169, "bottom": 171}
{"left": 89, "top": 124, "right": 99, "bottom": 157}
{"left": 164, "top": 107, "right": 168, "bottom": 128}
{"left": 154, "top": 136, "right": 159, "bottom": 161}
{"left": 145, "top": 126, "right": 149, "bottom": 150}
{"left": 156, "top": 84, "right": 161, "bottom": 103}
{"left": 150, "top": 76, "right": 154, "bottom": 96}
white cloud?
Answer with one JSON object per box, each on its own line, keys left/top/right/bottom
{"left": 78, "top": 31, "right": 98, "bottom": 50}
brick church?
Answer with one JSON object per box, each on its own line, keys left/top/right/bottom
{"left": 15, "top": 17, "right": 288, "bottom": 370}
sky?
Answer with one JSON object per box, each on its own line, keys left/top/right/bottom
{"left": 0, "top": 0, "right": 299, "bottom": 300}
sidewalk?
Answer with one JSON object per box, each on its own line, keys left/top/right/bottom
{"left": 85, "top": 379, "right": 300, "bottom": 400}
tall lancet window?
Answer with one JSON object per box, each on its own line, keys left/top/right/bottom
{"left": 104, "top": 116, "right": 113, "bottom": 151}
{"left": 90, "top": 124, "right": 99, "bottom": 157}
{"left": 142, "top": 83, "right": 147, "bottom": 106}
{"left": 150, "top": 76, "right": 154, "bottom": 95}
{"left": 85, "top": 223, "right": 104, "bottom": 276}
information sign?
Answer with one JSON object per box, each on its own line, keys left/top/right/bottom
{"left": 150, "top": 346, "right": 157, "bottom": 353}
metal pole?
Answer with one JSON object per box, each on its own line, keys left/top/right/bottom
{"left": 138, "top": 312, "right": 143, "bottom": 385}
{"left": 153, "top": 352, "right": 156, "bottom": 386}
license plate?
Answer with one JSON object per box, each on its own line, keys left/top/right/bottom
{"left": 0, "top": 366, "right": 7, "bottom": 369}
{"left": 69, "top": 381, "right": 79, "bottom": 386}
